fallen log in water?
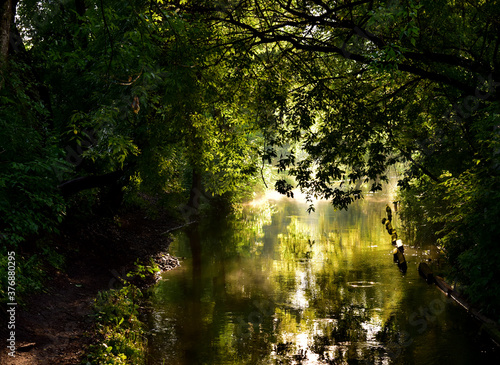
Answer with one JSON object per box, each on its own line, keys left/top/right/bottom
{"left": 433, "top": 275, "right": 500, "bottom": 347}
{"left": 434, "top": 276, "right": 468, "bottom": 308}
{"left": 417, "top": 262, "right": 500, "bottom": 346}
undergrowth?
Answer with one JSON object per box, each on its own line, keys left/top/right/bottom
{"left": 83, "top": 261, "right": 159, "bottom": 365}
{"left": 0, "top": 244, "right": 65, "bottom": 308}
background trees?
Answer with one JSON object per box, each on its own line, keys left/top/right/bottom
{"left": 0, "top": 0, "right": 264, "bottom": 303}
{"left": 1, "top": 0, "right": 263, "bottom": 242}
{"left": 196, "top": 0, "right": 500, "bottom": 316}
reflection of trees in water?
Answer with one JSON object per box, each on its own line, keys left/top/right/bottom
{"left": 234, "top": 200, "right": 402, "bottom": 364}
{"left": 265, "top": 303, "right": 385, "bottom": 364}
{"left": 150, "top": 198, "right": 411, "bottom": 364}
{"left": 333, "top": 305, "right": 369, "bottom": 343}
{"left": 376, "top": 314, "right": 400, "bottom": 344}
{"left": 149, "top": 194, "right": 499, "bottom": 365}
{"left": 308, "top": 304, "right": 372, "bottom": 363}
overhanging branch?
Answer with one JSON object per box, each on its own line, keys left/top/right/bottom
{"left": 58, "top": 170, "right": 123, "bottom": 197}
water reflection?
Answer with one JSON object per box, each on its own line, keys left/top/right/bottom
{"left": 147, "top": 193, "right": 498, "bottom": 364}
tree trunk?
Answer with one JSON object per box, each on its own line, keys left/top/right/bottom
{"left": 0, "top": 0, "right": 13, "bottom": 67}
{"left": 187, "top": 169, "right": 204, "bottom": 209}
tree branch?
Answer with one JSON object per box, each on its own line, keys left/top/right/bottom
{"left": 399, "top": 150, "right": 441, "bottom": 183}
{"left": 58, "top": 170, "right": 123, "bottom": 196}
{"left": 212, "top": 3, "right": 494, "bottom": 97}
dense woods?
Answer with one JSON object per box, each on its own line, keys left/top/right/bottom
{"left": 1, "top": 0, "right": 499, "bottom": 329}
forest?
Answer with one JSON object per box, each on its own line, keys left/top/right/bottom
{"left": 1, "top": 0, "right": 500, "bottom": 362}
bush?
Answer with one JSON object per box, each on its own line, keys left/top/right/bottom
{"left": 0, "top": 245, "right": 65, "bottom": 307}
{"left": 83, "top": 261, "right": 160, "bottom": 365}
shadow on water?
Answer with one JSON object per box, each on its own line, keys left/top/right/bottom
{"left": 146, "top": 194, "right": 499, "bottom": 365}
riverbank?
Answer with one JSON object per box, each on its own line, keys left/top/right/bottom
{"left": 418, "top": 262, "right": 500, "bottom": 348}
{"left": 0, "top": 207, "right": 182, "bottom": 365}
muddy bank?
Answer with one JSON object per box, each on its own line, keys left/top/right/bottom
{"left": 0, "top": 208, "right": 182, "bottom": 365}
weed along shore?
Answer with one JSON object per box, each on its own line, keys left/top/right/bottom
{"left": 83, "top": 255, "right": 179, "bottom": 365}
{"left": 0, "top": 208, "right": 181, "bottom": 365}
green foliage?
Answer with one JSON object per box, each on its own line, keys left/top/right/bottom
{"left": 0, "top": 246, "right": 65, "bottom": 307}
{"left": 0, "top": 47, "right": 71, "bottom": 247}
{"left": 3, "top": 0, "right": 267, "bottom": 249}
{"left": 85, "top": 285, "right": 145, "bottom": 365}
{"left": 0, "top": 54, "right": 68, "bottom": 302}
{"left": 127, "top": 258, "right": 160, "bottom": 280}
{"left": 400, "top": 168, "right": 500, "bottom": 318}
{"left": 85, "top": 284, "right": 146, "bottom": 365}
{"left": 0, "top": 159, "right": 69, "bottom": 245}
{"left": 399, "top": 102, "right": 500, "bottom": 318}
{"left": 143, "top": 9, "right": 263, "bottom": 199}
{"left": 4, "top": 0, "right": 500, "bottom": 320}
{"left": 84, "top": 259, "right": 162, "bottom": 364}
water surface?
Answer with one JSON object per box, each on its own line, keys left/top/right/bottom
{"left": 147, "top": 193, "right": 499, "bottom": 364}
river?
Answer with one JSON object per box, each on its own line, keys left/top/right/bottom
{"left": 146, "top": 191, "right": 499, "bottom": 364}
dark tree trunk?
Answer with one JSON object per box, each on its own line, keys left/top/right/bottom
{"left": 0, "top": 0, "right": 13, "bottom": 66}
{"left": 58, "top": 170, "right": 126, "bottom": 214}
{"left": 187, "top": 169, "right": 204, "bottom": 209}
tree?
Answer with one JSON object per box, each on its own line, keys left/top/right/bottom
{"left": 0, "top": 0, "right": 13, "bottom": 65}
{"left": 1, "top": 0, "right": 266, "bottom": 245}
{"left": 2, "top": 0, "right": 500, "bottom": 316}
{"left": 180, "top": 0, "right": 500, "bottom": 315}
{"left": 184, "top": 0, "right": 499, "bottom": 203}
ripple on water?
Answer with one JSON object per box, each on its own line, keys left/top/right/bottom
{"left": 347, "top": 281, "right": 379, "bottom": 288}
